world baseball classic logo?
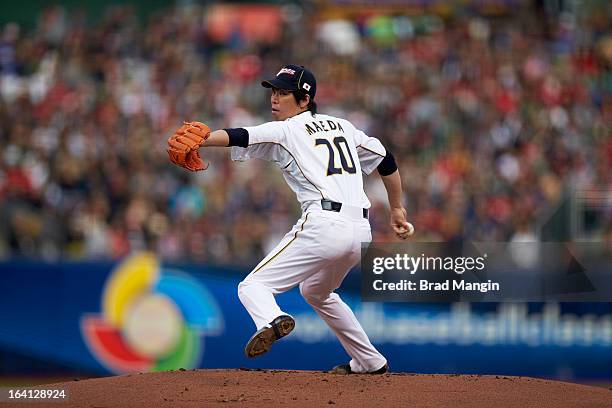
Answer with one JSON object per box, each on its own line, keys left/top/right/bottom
{"left": 81, "top": 252, "right": 223, "bottom": 373}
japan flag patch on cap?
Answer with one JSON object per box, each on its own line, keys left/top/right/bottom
{"left": 302, "top": 83, "right": 311, "bottom": 91}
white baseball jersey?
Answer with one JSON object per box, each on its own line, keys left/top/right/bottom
{"left": 231, "top": 111, "right": 386, "bottom": 210}
{"left": 234, "top": 110, "right": 388, "bottom": 373}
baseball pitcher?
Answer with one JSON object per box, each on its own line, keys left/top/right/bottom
{"left": 167, "top": 64, "right": 413, "bottom": 374}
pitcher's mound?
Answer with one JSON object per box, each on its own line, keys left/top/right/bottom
{"left": 14, "top": 369, "right": 612, "bottom": 408}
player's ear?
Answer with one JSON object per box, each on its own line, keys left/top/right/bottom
{"left": 300, "top": 94, "right": 310, "bottom": 109}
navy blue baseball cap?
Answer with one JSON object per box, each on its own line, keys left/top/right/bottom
{"left": 261, "top": 64, "right": 316, "bottom": 99}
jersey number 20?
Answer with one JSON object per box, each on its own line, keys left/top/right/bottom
{"left": 315, "top": 136, "right": 357, "bottom": 175}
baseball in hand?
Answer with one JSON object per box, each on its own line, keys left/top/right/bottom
{"left": 395, "top": 221, "right": 415, "bottom": 239}
{"left": 406, "top": 222, "right": 415, "bottom": 236}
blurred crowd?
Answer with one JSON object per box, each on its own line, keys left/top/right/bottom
{"left": 0, "top": 2, "right": 610, "bottom": 264}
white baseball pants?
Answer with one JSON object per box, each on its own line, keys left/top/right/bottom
{"left": 238, "top": 204, "right": 387, "bottom": 373}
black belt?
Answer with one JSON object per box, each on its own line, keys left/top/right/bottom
{"left": 320, "top": 199, "right": 368, "bottom": 219}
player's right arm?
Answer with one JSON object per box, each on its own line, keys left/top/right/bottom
{"left": 380, "top": 168, "right": 414, "bottom": 240}
{"left": 350, "top": 124, "right": 414, "bottom": 240}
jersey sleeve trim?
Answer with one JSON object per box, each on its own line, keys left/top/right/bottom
{"left": 356, "top": 144, "right": 385, "bottom": 157}
{"left": 249, "top": 142, "right": 325, "bottom": 199}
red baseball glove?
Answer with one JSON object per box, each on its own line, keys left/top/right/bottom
{"left": 167, "top": 121, "right": 211, "bottom": 171}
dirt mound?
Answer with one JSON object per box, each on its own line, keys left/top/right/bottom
{"left": 4, "top": 369, "right": 611, "bottom": 408}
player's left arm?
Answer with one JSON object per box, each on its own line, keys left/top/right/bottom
{"left": 180, "top": 128, "right": 245, "bottom": 147}
{"left": 202, "top": 130, "right": 230, "bottom": 146}
{"left": 166, "top": 123, "right": 245, "bottom": 171}
{"left": 167, "top": 120, "right": 289, "bottom": 171}
{"left": 187, "top": 120, "right": 288, "bottom": 148}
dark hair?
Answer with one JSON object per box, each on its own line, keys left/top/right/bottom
{"left": 292, "top": 91, "right": 317, "bottom": 115}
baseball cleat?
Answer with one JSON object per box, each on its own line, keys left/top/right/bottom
{"left": 330, "top": 363, "right": 389, "bottom": 375}
{"left": 244, "top": 315, "right": 295, "bottom": 358}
